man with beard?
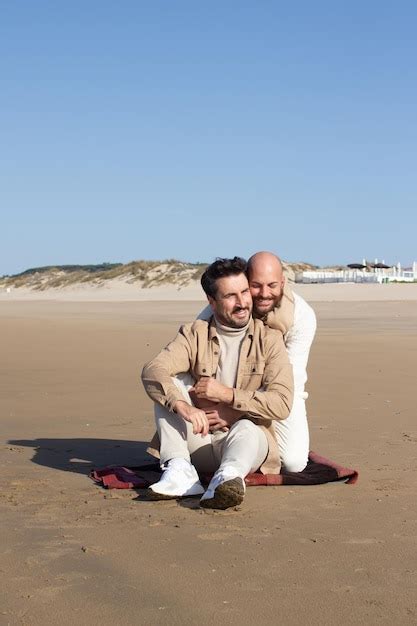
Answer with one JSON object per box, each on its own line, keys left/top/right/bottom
{"left": 198, "top": 252, "right": 316, "bottom": 472}
{"left": 246, "top": 252, "right": 316, "bottom": 472}
{"left": 142, "top": 257, "right": 293, "bottom": 510}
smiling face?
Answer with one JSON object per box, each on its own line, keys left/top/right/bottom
{"left": 208, "top": 272, "right": 252, "bottom": 328}
{"left": 247, "top": 252, "right": 285, "bottom": 317}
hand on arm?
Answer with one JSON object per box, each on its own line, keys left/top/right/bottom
{"left": 204, "top": 403, "right": 246, "bottom": 432}
{"left": 191, "top": 377, "right": 234, "bottom": 404}
{"left": 174, "top": 400, "right": 210, "bottom": 436}
{"left": 188, "top": 384, "right": 244, "bottom": 432}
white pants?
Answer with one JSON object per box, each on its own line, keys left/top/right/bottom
{"left": 155, "top": 375, "right": 268, "bottom": 477}
{"left": 274, "top": 396, "right": 309, "bottom": 472}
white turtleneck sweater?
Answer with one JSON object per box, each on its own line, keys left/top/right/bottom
{"left": 215, "top": 319, "right": 250, "bottom": 388}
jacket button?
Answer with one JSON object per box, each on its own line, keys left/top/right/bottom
{"left": 237, "top": 403, "right": 241, "bottom": 408}
{"left": 252, "top": 367, "right": 256, "bottom": 372}
{"left": 202, "top": 368, "right": 206, "bottom": 373}
{"left": 214, "top": 351, "right": 218, "bottom": 356}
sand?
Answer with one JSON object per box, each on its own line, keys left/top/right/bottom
{"left": 1, "top": 286, "right": 417, "bottom": 625}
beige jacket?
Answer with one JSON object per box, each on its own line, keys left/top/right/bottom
{"left": 142, "top": 317, "right": 294, "bottom": 474}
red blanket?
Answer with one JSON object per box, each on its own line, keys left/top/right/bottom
{"left": 90, "top": 451, "right": 358, "bottom": 490}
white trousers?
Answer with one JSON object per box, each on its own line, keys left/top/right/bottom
{"left": 155, "top": 376, "right": 268, "bottom": 478}
{"left": 167, "top": 374, "right": 309, "bottom": 473}
{"left": 274, "top": 396, "right": 309, "bottom": 472}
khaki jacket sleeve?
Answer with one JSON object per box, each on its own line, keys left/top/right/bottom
{"left": 141, "top": 324, "right": 194, "bottom": 412}
{"left": 232, "top": 332, "right": 294, "bottom": 421}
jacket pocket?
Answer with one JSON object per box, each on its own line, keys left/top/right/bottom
{"left": 241, "top": 360, "right": 265, "bottom": 378}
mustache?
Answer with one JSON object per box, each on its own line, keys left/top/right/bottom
{"left": 232, "top": 306, "right": 250, "bottom": 313}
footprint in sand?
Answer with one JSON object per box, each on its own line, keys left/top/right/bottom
{"left": 343, "top": 538, "right": 384, "bottom": 545}
{"left": 198, "top": 532, "right": 234, "bottom": 540}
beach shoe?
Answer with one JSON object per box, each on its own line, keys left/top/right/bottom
{"left": 200, "top": 468, "right": 245, "bottom": 510}
{"left": 147, "top": 458, "right": 205, "bottom": 500}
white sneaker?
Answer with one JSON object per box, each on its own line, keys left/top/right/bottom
{"left": 200, "top": 467, "right": 245, "bottom": 510}
{"left": 147, "top": 458, "right": 205, "bottom": 500}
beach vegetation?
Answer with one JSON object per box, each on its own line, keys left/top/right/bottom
{"left": 0, "top": 259, "right": 324, "bottom": 292}
{"left": 0, "top": 259, "right": 210, "bottom": 291}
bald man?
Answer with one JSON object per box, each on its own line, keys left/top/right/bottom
{"left": 245, "top": 252, "right": 316, "bottom": 471}
{"left": 197, "top": 252, "right": 316, "bottom": 472}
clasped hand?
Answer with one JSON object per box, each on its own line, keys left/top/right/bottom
{"left": 175, "top": 401, "right": 239, "bottom": 435}
{"left": 174, "top": 376, "right": 237, "bottom": 436}
{"left": 190, "top": 376, "right": 233, "bottom": 404}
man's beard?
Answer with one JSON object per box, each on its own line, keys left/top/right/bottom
{"left": 253, "top": 294, "right": 282, "bottom": 317}
{"left": 216, "top": 305, "right": 251, "bottom": 329}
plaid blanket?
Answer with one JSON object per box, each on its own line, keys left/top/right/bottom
{"left": 90, "top": 450, "right": 358, "bottom": 490}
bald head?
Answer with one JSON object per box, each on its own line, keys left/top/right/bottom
{"left": 247, "top": 251, "right": 283, "bottom": 279}
{"left": 247, "top": 251, "right": 285, "bottom": 317}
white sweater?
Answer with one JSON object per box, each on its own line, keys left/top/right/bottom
{"left": 214, "top": 320, "right": 249, "bottom": 388}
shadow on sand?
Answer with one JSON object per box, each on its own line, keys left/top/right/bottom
{"left": 8, "top": 437, "right": 151, "bottom": 475}
{"left": 10, "top": 437, "right": 226, "bottom": 510}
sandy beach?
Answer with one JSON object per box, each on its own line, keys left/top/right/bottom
{"left": 1, "top": 285, "right": 417, "bottom": 625}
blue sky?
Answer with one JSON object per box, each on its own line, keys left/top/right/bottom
{"left": 1, "top": 1, "right": 416, "bottom": 275}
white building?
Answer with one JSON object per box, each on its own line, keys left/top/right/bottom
{"left": 295, "top": 260, "right": 417, "bottom": 284}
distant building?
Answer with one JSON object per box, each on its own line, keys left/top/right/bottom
{"left": 295, "top": 259, "right": 417, "bottom": 284}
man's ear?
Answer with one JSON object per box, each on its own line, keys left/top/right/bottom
{"left": 207, "top": 295, "right": 215, "bottom": 310}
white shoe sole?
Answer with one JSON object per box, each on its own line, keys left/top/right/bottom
{"left": 147, "top": 482, "right": 205, "bottom": 500}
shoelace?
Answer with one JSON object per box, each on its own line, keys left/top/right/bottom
{"left": 163, "top": 462, "right": 193, "bottom": 477}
